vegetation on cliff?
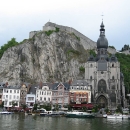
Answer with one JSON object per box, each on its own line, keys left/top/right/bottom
{"left": 0, "top": 38, "right": 19, "bottom": 59}
{"left": 115, "top": 53, "right": 130, "bottom": 93}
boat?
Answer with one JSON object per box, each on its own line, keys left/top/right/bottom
{"left": 103, "top": 114, "right": 107, "bottom": 118}
{"left": 122, "top": 115, "right": 129, "bottom": 119}
{"left": 0, "top": 111, "right": 14, "bottom": 114}
{"left": 66, "top": 111, "right": 95, "bottom": 118}
{"left": 107, "top": 114, "right": 123, "bottom": 119}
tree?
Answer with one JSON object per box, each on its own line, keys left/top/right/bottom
{"left": 82, "top": 106, "right": 88, "bottom": 112}
{"left": 22, "top": 104, "right": 27, "bottom": 110}
{"left": 53, "top": 104, "right": 59, "bottom": 111}
{"left": 33, "top": 104, "right": 38, "bottom": 111}
{"left": 105, "top": 108, "right": 109, "bottom": 114}
{"left": 0, "top": 101, "right": 4, "bottom": 108}
{"left": 67, "top": 104, "right": 72, "bottom": 111}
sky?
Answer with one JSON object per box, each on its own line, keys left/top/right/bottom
{"left": 0, "top": 0, "right": 130, "bottom": 50}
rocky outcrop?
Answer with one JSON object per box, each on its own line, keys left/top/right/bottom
{"left": 0, "top": 22, "right": 116, "bottom": 85}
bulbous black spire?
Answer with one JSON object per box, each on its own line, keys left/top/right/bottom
{"left": 97, "top": 21, "right": 108, "bottom": 49}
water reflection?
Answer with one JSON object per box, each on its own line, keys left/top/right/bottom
{"left": 0, "top": 114, "right": 129, "bottom": 130}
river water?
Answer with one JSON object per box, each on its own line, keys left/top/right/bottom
{"left": 0, "top": 114, "right": 130, "bottom": 130}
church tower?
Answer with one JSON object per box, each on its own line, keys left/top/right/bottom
{"left": 85, "top": 21, "right": 126, "bottom": 110}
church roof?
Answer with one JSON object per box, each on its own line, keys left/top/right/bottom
{"left": 97, "top": 21, "right": 108, "bottom": 49}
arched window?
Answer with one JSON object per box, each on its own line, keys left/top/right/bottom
{"left": 112, "top": 76, "right": 114, "bottom": 80}
{"left": 112, "top": 64, "right": 114, "bottom": 67}
{"left": 98, "top": 79, "right": 107, "bottom": 93}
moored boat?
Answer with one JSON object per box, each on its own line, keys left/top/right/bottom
{"left": 0, "top": 111, "right": 14, "bottom": 114}
{"left": 107, "top": 114, "right": 122, "bottom": 119}
{"left": 66, "top": 111, "right": 95, "bottom": 118}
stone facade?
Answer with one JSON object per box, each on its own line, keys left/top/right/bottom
{"left": 20, "top": 84, "right": 28, "bottom": 106}
{"left": 85, "top": 21, "right": 126, "bottom": 110}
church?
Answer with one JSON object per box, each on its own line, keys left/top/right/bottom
{"left": 85, "top": 21, "right": 126, "bottom": 110}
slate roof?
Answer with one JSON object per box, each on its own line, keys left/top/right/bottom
{"left": 51, "top": 82, "right": 70, "bottom": 90}
{"left": 71, "top": 79, "right": 89, "bottom": 86}
{"left": 28, "top": 84, "right": 37, "bottom": 94}
{"left": 0, "top": 82, "right": 5, "bottom": 89}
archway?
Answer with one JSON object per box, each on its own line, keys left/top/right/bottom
{"left": 96, "top": 95, "right": 107, "bottom": 108}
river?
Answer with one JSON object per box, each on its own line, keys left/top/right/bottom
{"left": 0, "top": 114, "right": 130, "bottom": 130}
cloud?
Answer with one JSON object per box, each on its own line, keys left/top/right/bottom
{"left": 0, "top": 0, "right": 130, "bottom": 50}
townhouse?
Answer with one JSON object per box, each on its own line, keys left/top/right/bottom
{"left": 2, "top": 85, "right": 21, "bottom": 109}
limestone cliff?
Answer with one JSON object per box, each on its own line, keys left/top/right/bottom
{"left": 0, "top": 22, "right": 116, "bottom": 85}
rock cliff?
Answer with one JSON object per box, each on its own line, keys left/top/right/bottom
{"left": 0, "top": 22, "right": 116, "bottom": 85}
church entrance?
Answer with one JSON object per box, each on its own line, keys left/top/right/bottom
{"left": 96, "top": 95, "right": 107, "bottom": 108}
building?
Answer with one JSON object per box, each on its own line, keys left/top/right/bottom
{"left": 85, "top": 21, "right": 126, "bottom": 110}
{"left": 51, "top": 83, "right": 70, "bottom": 108}
{"left": 19, "top": 83, "right": 28, "bottom": 106}
{"left": 26, "top": 85, "right": 36, "bottom": 109}
{"left": 69, "top": 80, "right": 92, "bottom": 109}
{"left": 36, "top": 83, "right": 52, "bottom": 106}
{"left": 69, "top": 80, "right": 91, "bottom": 104}
{"left": 0, "top": 83, "right": 5, "bottom": 105}
{"left": 2, "top": 85, "right": 21, "bottom": 109}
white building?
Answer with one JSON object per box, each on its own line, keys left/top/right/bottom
{"left": 2, "top": 86, "right": 21, "bottom": 108}
{"left": 26, "top": 93, "right": 36, "bottom": 109}
{"left": 36, "top": 83, "right": 52, "bottom": 105}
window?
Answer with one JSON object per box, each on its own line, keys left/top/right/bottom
{"left": 17, "top": 90, "right": 19, "bottom": 93}
{"left": 4, "top": 101, "right": 7, "bottom": 105}
{"left": 9, "top": 95, "right": 12, "bottom": 99}
{"left": 112, "top": 64, "right": 114, "bottom": 67}
{"left": 4, "top": 89, "right": 6, "bottom": 93}
{"left": 14, "top": 95, "right": 15, "bottom": 99}
{"left": 17, "top": 96, "right": 19, "bottom": 99}
{"left": 112, "top": 76, "right": 115, "bottom": 80}
{"left": 28, "top": 97, "right": 34, "bottom": 101}
{"left": 9, "top": 102, "right": 12, "bottom": 105}
{"left": 40, "top": 97, "right": 42, "bottom": 101}
{"left": 10, "top": 90, "right": 12, "bottom": 93}
{"left": 44, "top": 97, "right": 46, "bottom": 101}
{"left": 48, "top": 98, "right": 50, "bottom": 101}
{"left": 6, "top": 95, "right": 8, "bottom": 99}
{"left": 14, "top": 90, "right": 16, "bottom": 93}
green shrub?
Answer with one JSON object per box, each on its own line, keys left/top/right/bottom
{"left": 79, "top": 66, "right": 85, "bottom": 72}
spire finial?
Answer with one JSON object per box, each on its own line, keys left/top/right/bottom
{"left": 101, "top": 12, "right": 104, "bottom": 21}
